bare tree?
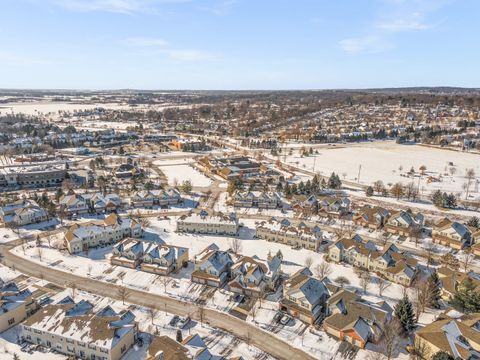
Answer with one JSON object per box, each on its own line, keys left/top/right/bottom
{"left": 69, "top": 282, "right": 77, "bottom": 301}
{"left": 390, "top": 183, "right": 405, "bottom": 200}
{"left": 376, "top": 277, "right": 391, "bottom": 297}
{"left": 314, "top": 262, "right": 332, "bottom": 280}
{"left": 465, "top": 168, "right": 476, "bottom": 199}
{"left": 376, "top": 319, "right": 403, "bottom": 360}
{"left": 117, "top": 286, "right": 130, "bottom": 305}
{"left": 423, "top": 241, "right": 436, "bottom": 268}
{"left": 335, "top": 276, "right": 350, "bottom": 288}
{"left": 147, "top": 308, "right": 157, "bottom": 325}
{"left": 250, "top": 304, "right": 258, "bottom": 323}
{"left": 36, "top": 247, "right": 43, "bottom": 262}
{"left": 229, "top": 238, "right": 242, "bottom": 255}
{"left": 161, "top": 276, "right": 169, "bottom": 294}
{"left": 410, "top": 227, "right": 422, "bottom": 247}
{"left": 412, "top": 280, "right": 432, "bottom": 319}
{"left": 304, "top": 256, "right": 313, "bottom": 269}
{"left": 198, "top": 304, "right": 205, "bottom": 327}
{"left": 356, "top": 269, "right": 371, "bottom": 293}
{"left": 462, "top": 248, "right": 475, "bottom": 273}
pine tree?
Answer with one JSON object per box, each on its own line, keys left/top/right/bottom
{"left": 394, "top": 294, "right": 416, "bottom": 333}
{"left": 431, "top": 190, "right": 444, "bottom": 207}
{"left": 365, "top": 186, "right": 374, "bottom": 197}
{"left": 432, "top": 351, "right": 454, "bottom": 360}
{"left": 451, "top": 278, "right": 480, "bottom": 313}
{"left": 428, "top": 271, "right": 442, "bottom": 308}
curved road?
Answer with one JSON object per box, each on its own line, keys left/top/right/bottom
{"left": 0, "top": 242, "right": 315, "bottom": 360}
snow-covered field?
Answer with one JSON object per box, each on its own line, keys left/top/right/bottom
{"left": 157, "top": 163, "right": 212, "bottom": 187}
{"left": 283, "top": 141, "right": 480, "bottom": 199}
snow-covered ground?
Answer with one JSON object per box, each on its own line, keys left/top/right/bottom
{"left": 281, "top": 141, "right": 480, "bottom": 200}
{"left": 157, "top": 163, "right": 212, "bottom": 187}
{"left": 0, "top": 264, "right": 268, "bottom": 360}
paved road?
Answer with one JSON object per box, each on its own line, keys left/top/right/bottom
{"left": 0, "top": 242, "right": 315, "bottom": 360}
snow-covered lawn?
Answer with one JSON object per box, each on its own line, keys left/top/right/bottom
{"left": 282, "top": 141, "right": 480, "bottom": 200}
{"left": 157, "top": 164, "right": 212, "bottom": 187}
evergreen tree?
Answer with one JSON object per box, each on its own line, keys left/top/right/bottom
{"left": 394, "top": 294, "right": 416, "bottom": 333}
{"left": 431, "top": 351, "right": 454, "bottom": 360}
{"left": 445, "top": 193, "right": 457, "bottom": 208}
{"left": 365, "top": 186, "right": 374, "bottom": 197}
{"left": 431, "top": 190, "right": 444, "bottom": 207}
{"left": 451, "top": 278, "right": 480, "bottom": 313}
{"left": 428, "top": 271, "right": 442, "bottom": 308}
{"left": 276, "top": 182, "right": 283, "bottom": 192}
{"left": 467, "top": 216, "right": 480, "bottom": 229}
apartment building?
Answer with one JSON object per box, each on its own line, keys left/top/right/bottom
{"left": 255, "top": 217, "right": 323, "bottom": 251}
{"left": 60, "top": 192, "right": 121, "bottom": 216}
{"left": 21, "top": 299, "right": 137, "bottom": 360}
{"left": 233, "top": 190, "right": 282, "bottom": 209}
{"left": 328, "top": 237, "right": 418, "bottom": 286}
{"left": 130, "top": 189, "right": 181, "bottom": 208}
{"left": 65, "top": 213, "right": 142, "bottom": 253}
{"left": 177, "top": 210, "right": 239, "bottom": 236}
{"left": 0, "top": 282, "right": 34, "bottom": 332}
{"left": 0, "top": 164, "right": 67, "bottom": 189}
{"left": 141, "top": 243, "right": 189, "bottom": 276}
{"left": 0, "top": 199, "right": 48, "bottom": 227}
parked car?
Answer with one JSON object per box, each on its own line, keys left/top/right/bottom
{"left": 177, "top": 316, "right": 190, "bottom": 329}
{"left": 274, "top": 311, "right": 284, "bottom": 323}
{"left": 280, "top": 314, "right": 292, "bottom": 325}
{"left": 169, "top": 315, "right": 180, "bottom": 327}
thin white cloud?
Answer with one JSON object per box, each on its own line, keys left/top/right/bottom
{"left": 376, "top": 11, "right": 432, "bottom": 32}
{"left": 54, "top": 0, "right": 190, "bottom": 14}
{"left": 124, "top": 36, "right": 213, "bottom": 61}
{"left": 339, "top": 36, "right": 392, "bottom": 54}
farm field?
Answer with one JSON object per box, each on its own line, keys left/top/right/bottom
{"left": 283, "top": 141, "right": 480, "bottom": 199}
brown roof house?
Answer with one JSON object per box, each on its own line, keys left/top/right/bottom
{"left": 323, "top": 288, "right": 393, "bottom": 349}
{"left": 415, "top": 313, "right": 480, "bottom": 359}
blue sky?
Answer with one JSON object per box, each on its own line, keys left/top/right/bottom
{"left": 0, "top": 0, "right": 477, "bottom": 90}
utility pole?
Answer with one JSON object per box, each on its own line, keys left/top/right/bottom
{"left": 357, "top": 164, "right": 362, "bottom": 183}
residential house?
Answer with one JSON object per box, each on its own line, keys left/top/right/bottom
{"left": 352, "top": 206, "right": 390, "bottom": 230}
{"left": 228, "top": 252, "right": 282, "bottom": 297}
{"left": 0, "top": 282, "right": 34, "bottom": 332}
{"left": 415, "top": 313, "right": 480, "bottom": 360}
{"left": 316, "top": 196, "right": 351, "bottom": 218}
{"left": 385, "top": 210, "right": 424, "bottom": 237}
{"left": 437, "top": 267, "right": 480, "bottom": 300}
{"left": 255, "top": 217, "right": 323, "bottom": 251}
{"left": 110, "top": 238, "right": 152, "bottom": 268}
{"left": 59, "top": 193, "right": 89, "bottom": 216}
{"left": 328, "top": 237, "right": 418, "bottom": 286}
{"left": 177, "top": 210, "right": 239, "bottom": 236}
{"left": 432, "top": 218, "right": 476, "bottom": 249}
{"left": 65, "top": 213, "right": 142, "bottom": 254}
{"left": 323, "top": 288, "right": 393, "bottom": 348}
{"left": 21, "top": 299, "right": 137, "bottom": 360}
{"left": 191, "top": 244, "right": 233, "bottom": 288}
{"left": 280, "top": 268, "right": 329, "bottom": 324}
{"left": 141, "top": 243, "right": 189, "bottom": 276}
{"left": 0, "top": 199, "right": 48, "bottom": 227}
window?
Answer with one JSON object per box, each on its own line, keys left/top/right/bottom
{"left": 8, "top": 318, "right": 15, "bottom": 325}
